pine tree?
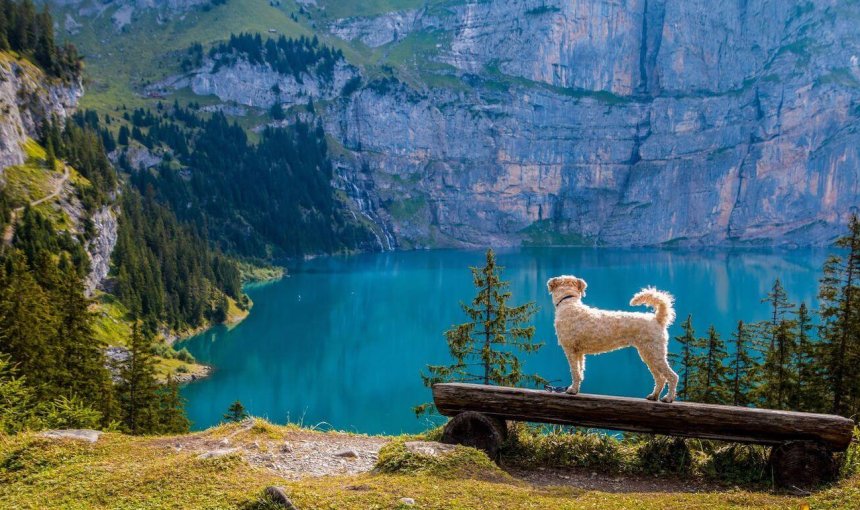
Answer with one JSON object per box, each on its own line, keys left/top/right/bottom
{"left": 755, "top": 279, "right": 797, "bottom": 410}
{"left": 51, "top": 259, "right": 115, "bottom": 422}
{"left": 0, "top": 251, "right": 58, "bottom": 399}
{"left": 223, "top": 400, "right": 249, "bottom": 422}
{"left": 156, "top": 377, "right": 190, "bottom": 433}
{"left": 118, "top": 125, "right": 130, "bottom": 146}
{"left": 793, "top": 303, "right": 821, "bottom": 412}
{"left": 818, "top": 214, "right": 860, "bottom": 417}
{"left": 416, "top": 249, "right": 545, "bottom": 415}
{"left": 44, "top": 137, "right": 56, "bottom": 169}
{"left": 697, "top": 326, "right": 730, "bottom": 404}
{"left": 34, "top": 5, "right": 55, "bottom": 73}
{"left": 116, "top": 322, "right": 161, "bottom": 434}
{"left": 727, "top": 321, "right": 757, "bottom": 406}
{"left": 669, "top": 315, "right": 703, "bottom": 401}
{"left": 761, "top": 279, "right": 793, "bottom": 353}
{"left": 0, "top": 2, "right": 10, "bottom": 51}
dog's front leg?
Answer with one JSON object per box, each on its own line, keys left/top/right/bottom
{"left": 563, "top": 350, "right": 583, "bottom": 395}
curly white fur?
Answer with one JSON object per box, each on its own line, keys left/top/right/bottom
{"left": 547, "top": 276, "right": 679, "bottom": 403}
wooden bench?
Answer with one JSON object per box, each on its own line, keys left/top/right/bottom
{"left": 432, "top": 383, "right": 856, "bottom": 487}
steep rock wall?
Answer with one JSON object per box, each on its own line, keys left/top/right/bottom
{"left": 0, "top": 55, "right": 82, "bottom": 172}
{"left": 321, "top": 0, "right": 860, "bottom": 247}
{"left": 168, "top": 0, "right": 860, "bottom": 247}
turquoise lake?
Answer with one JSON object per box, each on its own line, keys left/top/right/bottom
{"left": 180, "top": 248, "right": 829, "bottom": 433}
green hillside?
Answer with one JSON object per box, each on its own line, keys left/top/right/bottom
{"left": 2, "top": 419, "right": 859, "bottom": 509}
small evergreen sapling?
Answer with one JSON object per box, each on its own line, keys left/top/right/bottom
{"left": 416, "top": 249, "right": 545, "bottom": 415}
{"left": 224, "top": 400, "right": 249, "bottom": 422}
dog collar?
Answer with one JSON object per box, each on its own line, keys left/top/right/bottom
{"left": 555, "top": 295, "right": 577, "bottom": 307}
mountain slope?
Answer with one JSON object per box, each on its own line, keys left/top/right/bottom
{"left": 51, "top": 0, "right": 860, "bottom": 247}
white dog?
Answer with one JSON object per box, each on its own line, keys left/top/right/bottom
{"left": 547, "top": 276, "right": 679, "bottom": 403}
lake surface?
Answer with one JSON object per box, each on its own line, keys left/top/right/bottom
{"left": 180, "top": 248, "right": 829, "bottom": 433}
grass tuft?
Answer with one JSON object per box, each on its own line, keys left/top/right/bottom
{"left": 503, "top": 424, "right": 628, "bottom": 472}
{"left": 375, "top": 439, "right": 505, "bottom": 481}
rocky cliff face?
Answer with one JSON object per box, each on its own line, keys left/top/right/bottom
{"left": 160, "top": 0, "right": 860, "bottom": 246}
{"left": 85, "top": 205, "right": 119, "bottom": 295}
{"left": 55, "top": 0, "right": 210, "bottom": 32}
{"left": 0, "top": 55, "right": 82, "bottom": 172}
{"left": 326, "top": 0, "right": 860, "bottom": 247}
{"left": 188, "top": 59, "right": 357, "bottom": 109}
{"left": 0, "top": 52, "right": 117, "bottom": 290}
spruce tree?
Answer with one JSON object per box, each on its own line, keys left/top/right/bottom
{"left": 52, "top": 258, "right": 115, "bottom": 422}
{"left": 793, "top": 303, "right": 821, "bottom": 412}
{"left": 755, "top": 279, "right": 797, "bottom": 410}
{"left": 224, "top": 400, "right": 249, "bottom": 422}
{"left": 416, "top": 249, "right": 544, "bottom": 415}
{"left": 118, "top": 125, "right": 130, "bottom": 146}
{"left": 116, "top": 322, "right": 161, "bottom": 434}
{"left": 818, "top": 214, "right": 860, "bottom": 417}
{"left": 727, "top": 321, "right": 757, "bottom": 406}
{"left": 156, "top": 377, "right": 191, "bottom": 433}
{"left": 0, "top": 251, "right": 57, "bottom": 399}
{"left": 0, "top": 3, "right": 10, "bottom": 51}
{"left": 698, "top": 326, "right": 730, "bottom": 404}
{"left": 761, "top": 279, "right": 793, "bottom": 353}
{"left": 669, "top": 315, "right": 703, "bottom": 401}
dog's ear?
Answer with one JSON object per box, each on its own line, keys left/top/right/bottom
{"left": 546, "top": 277, "right": 558, "bottom": 294}
{"left": 575, "top": 278, "right": 587, "bottom": 296}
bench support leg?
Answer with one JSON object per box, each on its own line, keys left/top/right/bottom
{"left": 441, "top": 411, "right": 507, "bottom": 460}
{"left": 769, "top": 441, "right": 838, "bottom": 489}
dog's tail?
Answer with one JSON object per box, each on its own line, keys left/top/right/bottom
{"left": 630, "top": 287, "right": 676, "bottom": 327}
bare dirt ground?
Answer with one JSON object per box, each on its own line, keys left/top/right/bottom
{"left": 503, "top": 465, "right": 723, "bottom": 493}
{"left": 149, "top": 420, "right": 725, "bottom": 493}
{"left": 151, "top": 420, "right": 388, "bottom": 479}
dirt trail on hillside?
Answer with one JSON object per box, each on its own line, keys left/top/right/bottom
{"left": 31, "top": 164, "right": 70, "bottom": 207}
{"left": 2, "top": 164, "right": 70, "bottom": 245}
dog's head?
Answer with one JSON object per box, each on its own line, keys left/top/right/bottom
{"left": 546, "top": 275, "right": 587, "bottom": 301}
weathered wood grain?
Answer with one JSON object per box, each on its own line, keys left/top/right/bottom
{"left": 432, "top": 383, "right": 855, "bottom": 451}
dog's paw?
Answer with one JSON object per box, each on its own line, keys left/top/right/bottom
{"left": 645, "top": 394, "right": 658, "bottom": 401}
{"left": 565, "top": 386, "right": 579, "bottom": 395}
{"left": 660, "top": 396, "right": 674, "bottom": 403}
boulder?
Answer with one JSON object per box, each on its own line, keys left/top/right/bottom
{"left": 403, "top": 441, "right": 456, "bottom": 457}
{"left": 333, "top": 448, "right": 359, "bottom": 458}
{"left": 40, "top": 429, "right": 102, "bottom": 443}
{"left": 196, "top": 447, "right": 239, "bottom": 459}
{"left": 264, "top": 486, "right": 298, "bottom": 509}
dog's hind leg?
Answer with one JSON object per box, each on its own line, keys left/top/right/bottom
{"left": 638, "top": 349, "right": 666, "bottom": 401}
{"left": 660, "top": 365, "right": 679, "bottom": 403}
{"left": 652, "top": 336, "right": 679, "bottom": 403}
{"left": 563, "top": 350, "right": 583, "bottom": 395}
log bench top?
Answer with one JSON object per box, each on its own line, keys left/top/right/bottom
{"left": 432, "top": 383, "right": 855, "bottom": 451}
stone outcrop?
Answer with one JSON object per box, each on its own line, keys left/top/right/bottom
{"left": 53, "top": 0, "right": 211, "bottom": 29}
{"left": 0, "top": 55, "right": 82, "bottom": 172}
{"left": 329, "top": 9, "right": 426, "bottom": 48}
{"left": 187, "top": 58, "right": 357, "bottom": 110}
{"left": 85, "top": 205, "right": 119, "bottom": 295}
{"left": 41, "top": 429, "right": 102, "bottom": 443}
